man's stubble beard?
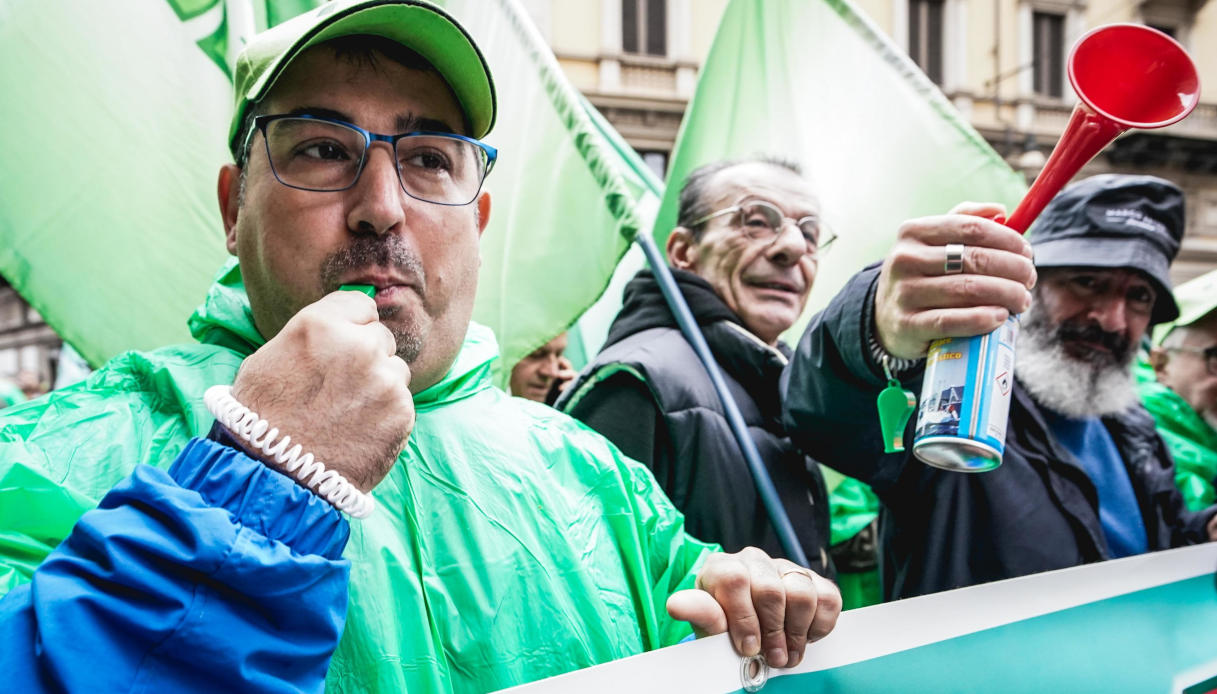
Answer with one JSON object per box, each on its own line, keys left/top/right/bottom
{"left": 1014, "top": 298, "right": 1139, "bottom": 418}
{"left": 377, "top": 304, "right": 424, "bottom": 363}
{"left": 320, "top": 234, "right": 427, "bottom": 364}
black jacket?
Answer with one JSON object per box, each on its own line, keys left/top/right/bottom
{"left": 558, "top": 269, "right": 832, "bottom": 574}
{"left": 782, "top": 264, "right": 1217, "bottom": 599}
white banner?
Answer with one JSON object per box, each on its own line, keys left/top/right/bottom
{"left": 498, "top": 543, "right": 1217, "bottom": 694}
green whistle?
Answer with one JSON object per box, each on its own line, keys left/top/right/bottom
{"left": 339, "top": 284, "right": 376, "bottom": 298}
{"left": 877, "top": 378, "right": 917, "bottom": 453}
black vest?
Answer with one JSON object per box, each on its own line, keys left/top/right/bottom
{"left": 564, "top": 322, "right": 832, "bottom": 574}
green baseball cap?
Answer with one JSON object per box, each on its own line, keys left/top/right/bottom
{"left": 1152, "top": 269, "right": 1217, "bottom": 345}
{"left": 227, "top": 0, "right": 497, "bottom": 158}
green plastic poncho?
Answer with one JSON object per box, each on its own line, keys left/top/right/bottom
{"left": 0, "top": 260, "right": 715, "bottom": 693}
{"left": 821, "top": 467, "right": 881, "bottom": 610}
{"left": 0, "top": 381, "right": 25, "bottom": 409}
{"left": 1134, "top": 354, "right": 1217, "bottom": 511}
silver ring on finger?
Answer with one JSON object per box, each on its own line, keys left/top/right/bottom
{"left": 944, "top": 243, "right": 965, "bottom": 275}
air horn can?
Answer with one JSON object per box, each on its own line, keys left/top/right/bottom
{"left": 912, "top": 24, "right": 1200, "bottom": 472}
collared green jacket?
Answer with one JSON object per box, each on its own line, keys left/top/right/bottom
{"left": 1135, "top": 355, "right": 1217, "bottom": 511}
{"left": 0, "top": 261, "right": 714, "bottom": 693}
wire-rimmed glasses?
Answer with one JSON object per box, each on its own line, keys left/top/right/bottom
{"left": 1167, "top": 344, "right": 1217, "bottom": 376}
{"left": 689, "top": 198, "right": 837, "bottom": 255}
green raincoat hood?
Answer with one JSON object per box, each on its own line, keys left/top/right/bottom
{"left": 1135, "top": 354, "right": 1217, "bottom": 510}
{"left": 0, "top": 260, "right": 712, "bottom": 693}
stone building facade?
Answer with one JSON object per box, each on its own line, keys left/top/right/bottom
{"left": 526, "top": 0, "right": 1217, "bottom": 283}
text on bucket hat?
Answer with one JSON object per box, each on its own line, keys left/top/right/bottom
{"left": 1026, "top": 174, "right": 1185, "bottom": 324}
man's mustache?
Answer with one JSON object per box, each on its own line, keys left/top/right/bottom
{"left": 1054, "top": 320, "right": 1131, "bottom": 363}
{"left": 319, "top": 235, "right": 425, "bottom": 295}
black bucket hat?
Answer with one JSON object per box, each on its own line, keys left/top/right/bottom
{"left": 1027, "top": 174, "right": 1184, "bottom": 324}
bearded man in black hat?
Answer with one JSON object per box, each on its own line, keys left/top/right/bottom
{"left": 782, "top": 174, "right": 1217, "bottom": 601}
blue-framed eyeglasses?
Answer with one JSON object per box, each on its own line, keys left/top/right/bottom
{"left": 250, "top": 114, "right": 497, "bottom": 206}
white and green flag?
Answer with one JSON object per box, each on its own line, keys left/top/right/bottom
{"left": 0, "top": 0, "right": 659, "bottom": 379}
{"left": 0, "top": 0, "right": 245, "bottom": 366}
{"left": 433, "top": 0, "right": 663, "bottom": 378}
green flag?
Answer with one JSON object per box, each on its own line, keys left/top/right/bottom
{"left": 0, "top": 0, "right": 659, "bottom": 381}
{"left": 433, "top": 0, "right": 663, "bottom": 380}
{"left": 561, "top": 93, "right": 662, "bottom": 369}
{"left": 657, "top": 0, "right": 1028, "bottom": 335}
{"left": 0, "top": 0, "right": 253, "bottom": 367}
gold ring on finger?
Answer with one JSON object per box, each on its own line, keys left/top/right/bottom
{"left": 779, "top": 567, "right": 816, "bottom": 582}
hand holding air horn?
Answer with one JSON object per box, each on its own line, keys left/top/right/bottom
{"left": 909, "top": 23, "right": 1201, "bottom": 471}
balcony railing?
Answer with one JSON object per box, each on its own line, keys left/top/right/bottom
{"left": 956, "top": 92, "right": 1217, "bottom": 142}
{"left": 620, "top": 58, "right": 678, "bottom": 92}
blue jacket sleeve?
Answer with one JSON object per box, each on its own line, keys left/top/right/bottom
{"left": 0, "top": 434, "right": 351, "bottom": 693}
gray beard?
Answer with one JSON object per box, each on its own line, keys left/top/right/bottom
{"left": 1014, "top": 306, "right": 1138, "bottom": 418}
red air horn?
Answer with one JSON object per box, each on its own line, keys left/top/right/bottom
{"left": 1003, "top": 23, "right": 1200, "bottom": 233}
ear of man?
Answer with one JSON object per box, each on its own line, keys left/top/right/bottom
{"left": 476, "top": 191, "right": 492, "bottom": 236}
{"left": 217, "top": 164, "right": 243, "bottom": 255}
{"left": 1149, "top": 345, "right": 1171, "bottom": 378}
{"left": 666, "top": 226, "right": 698, "bottom": 271}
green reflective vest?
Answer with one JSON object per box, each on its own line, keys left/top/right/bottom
{"left": 0, "top": 260, "right": 714, "bottom": 693}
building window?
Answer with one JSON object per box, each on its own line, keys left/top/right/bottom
{"left": 1141, "top": 0, "right": 1196, "bottom": 47}
{"left": 1032, "top": 11, "right": 1065, "bottom": 98}
{"left": 622, "top": 0, "right": 667, "bottom": 56}
{"left": 640, "top": 150, "right": 668, "bottom": 177}
{"left": 908, "top": 0, "right": 944, "bottom": 85}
